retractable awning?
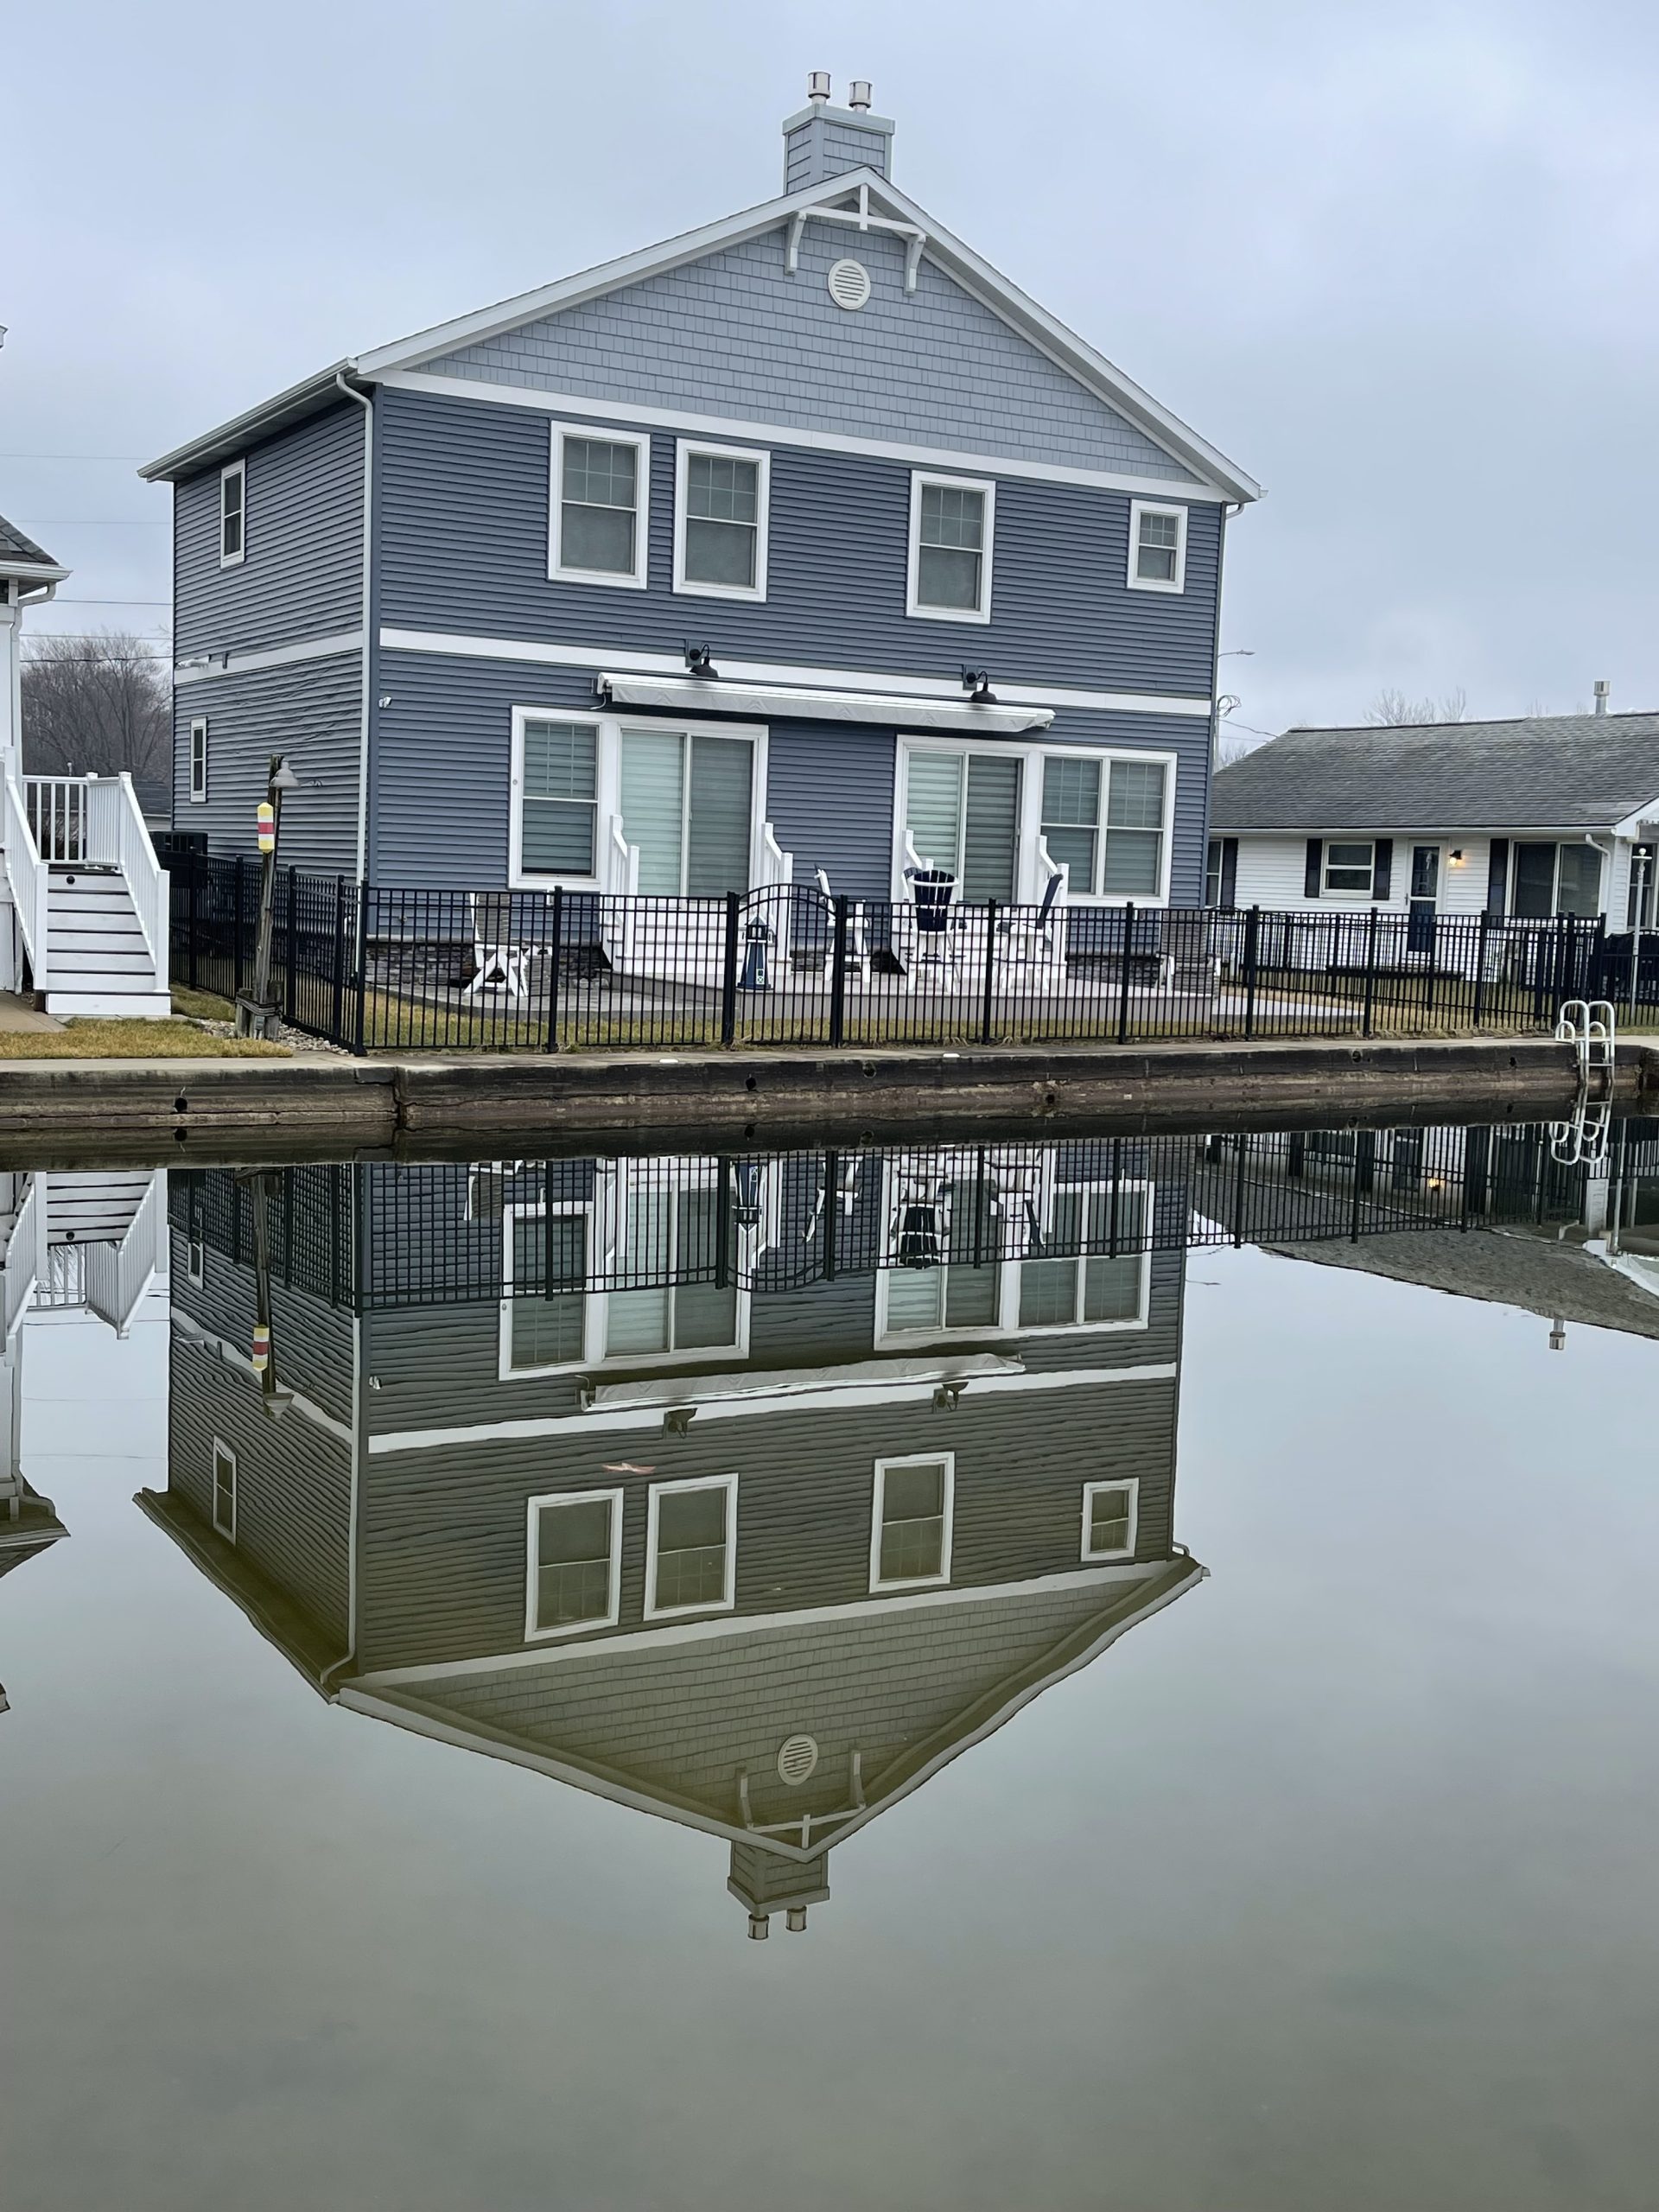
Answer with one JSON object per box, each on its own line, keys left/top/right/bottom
{"left": 596, "top": 671, "right": 1054, "bottom": 734}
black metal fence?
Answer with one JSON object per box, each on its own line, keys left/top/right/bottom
{"left": 169, "top": 855, "right": 1614, "bottom": 1055}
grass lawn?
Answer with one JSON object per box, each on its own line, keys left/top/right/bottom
{"left": 0, "top": 1015, "right": 288, "bottom": 1059}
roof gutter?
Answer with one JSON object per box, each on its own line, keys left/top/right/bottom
{"left": 138, "top": 361, "right": 354, "bottom": 483}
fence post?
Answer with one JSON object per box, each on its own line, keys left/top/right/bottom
{"left": 188, "top": 856, "right": 200, "bottom": 990}
{"left": 1117, "top": 902, "right": 1135, "bottom": 1044}
{"left": 352, "top": 880, "right": 369, "bottom": 1056}
{"left": 829, "top": 896, "right": 848, "bottom": 1050}
{"left": 330, "top": 875, "right": 347, "bottom": 1046}
{"left": 283, "top": 865, "right": 298, "bottom": 1026}
{"left": 1472, "top": 909, "right": 1490, "bottom": 1028}
{"left": 1243, "top": 906, "right": 1261, "bottom": 1039}
{"left": 1362, "top": 906, "right": 1378, "bottom": 1039}
{"left": 543, "top": 886, "right": 563, "bottom": 1053}
{"left": 982, "top": 900, "right": 998, "bottom": 1045}
{"left": 1592, "top": 912, "right": 1607, "bottom": 1004}
{"left": 233, "top": 858, "right": 246, "bottom": 995}
{"left": 719, "top": 892, "right": 740, "bottom": 1047}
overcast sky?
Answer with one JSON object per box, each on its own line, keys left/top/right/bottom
{"left": 5, "top": 0, "right": 1656, "bottom": 735}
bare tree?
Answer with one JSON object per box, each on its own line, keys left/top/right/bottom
{"left": 20, "top": 630, "right": 170, "bottom": 782}
{"left": 1365, "top": 685, "right": 1469, "bottom": 727}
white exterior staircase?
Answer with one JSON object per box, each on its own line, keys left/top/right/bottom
{"left": 2, "top": 1169, "right": 167, "bottom": 1339}
{"left": 3, "top": 773, "right": 169, "bottom": 1017}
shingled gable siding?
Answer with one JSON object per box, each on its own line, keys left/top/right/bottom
{"left": 355, "top": 1376, "right": 1179, "bottom": 1673}
{"left": 174, "top": 651, "right": 361, "bottom": 873}
{"left": 173, "top": 402, "right": 365, "bottom": 657}
{"left": 419, "top": 224, "right": 1198, "bottom": 484}
{"left": 375, "top": 386, "right": 1219, "bottom": 696}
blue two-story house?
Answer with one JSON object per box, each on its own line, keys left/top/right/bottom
{"left": 141, "top": 79, "right": 1259, "bottom": 960}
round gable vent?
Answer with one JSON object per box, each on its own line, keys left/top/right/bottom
{"left": 827, "top": 259, "right": 872, "bottom": 312}
{"left": 777, "top": 1733, "right": 820, "bottom": 1786}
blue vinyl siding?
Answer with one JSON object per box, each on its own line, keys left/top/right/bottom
{"left": 174, "top": 651, "right": 362, "bottom": 873}
{"left": 424, "top": 224, "right": 1196, "bottom": 486}
{"left": 174, "top": 403, "right": 364, "bottom": 656}
{"left": 764, "top": 720, "right": 896, "bottom": 900}
{"left": 375, "top": 386, "right": 1220, "bottom": 699}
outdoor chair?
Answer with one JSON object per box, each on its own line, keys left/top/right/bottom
{"left": 993, "top": 868, "right": 1068, "bottom": 989}
{"left": 462, "top": 892, "right": 531, "bottom": 1002}
{"left": 810, "top": 868, "right": 871, "bottom": 988}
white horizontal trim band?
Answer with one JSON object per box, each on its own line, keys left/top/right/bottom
{"left": 368, "top": 1359, "right": 1177, "bottom": 1454}
{"left": 353, "top": 1560, "right": 1167, "bottom": 1685}
{"left": 378, "top": 627, "right": 1213, "bottom": 719}
{"left": 375, "top": 368, "right": 1223, "bottom": 503}
{"left": 174, "top": 629, "right": 365, "bottom": 684}
{"left": 600, "top": 671, "right": 1052, "bottom": 734}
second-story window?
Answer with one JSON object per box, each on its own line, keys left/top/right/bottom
{"left": 675, "top": 442, "right": 769, "bottom": 598}
{"left": 1128, "top": 499, "right": 1187, "bottom": 593}
{"left": 219, "top": 460, "right": 245, "bottom": 567}
{"left": 551, "top": 425, "right": 649, "bottom": 587}
{"left": 908, "top": 474, "right": 995, "bottom": 622}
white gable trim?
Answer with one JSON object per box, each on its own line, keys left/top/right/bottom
{"left": 354, "top": 168, "right": 1259, "bottom": 503}
{"left": 377, "top": 367, "right": 1219, "bottom": 502}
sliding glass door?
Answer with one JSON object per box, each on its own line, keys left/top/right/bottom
{"left": 620, "top": 729, "right": 754, "bottom": 894}
{"left": 903, "top": 749, "right": 1020, "bottom": 900}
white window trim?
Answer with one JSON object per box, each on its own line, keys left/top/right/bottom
{"left": 498, "top": 1199, "right": 599, "bottom": 1379}
{"left": 1509, "top": 839, "right": 1605, "bottom": 919}
{"left": 644, "top": 1471, "right": 739, "bottom": 1620}
{"left": 1126, "top": 499, "right": 1186, "bottom": 594}
{"left": 509, "top": 706, "right": 770, "bottom": 895}
{"left": 524, "top": 1485, "right": 624, "bottom": 1642}
{"left": 549, "top": 422, "right": 651, "bottom": 589}
{"left": 906, "top": 471, "right": 995, "bottom": 625}
{"left": 1322, "top": 839, "right": 1378, "bottom": 899}
{"left": 186, "top": 1233, "right": 205, "bottom": 1287}
{"left": 672, "top": 438, "right": 770, "bottom": 601}
{"left": 219, "top": 460, "right": 245, "bottom": 569}
{"left": 894, "top": 734, "right": 1179, "bottom": 907}
{"left": 1081, "top": 1477, "right": 1141, "bottom": 1562}
{"left": 869, "top": 1452, "right": 956, "bottom": 1593}
{"left": 188, "top": 715, "right": 208, "bottom": 803}
{"left": 212, "top": 1437, "right": 237, "bottom": 1541}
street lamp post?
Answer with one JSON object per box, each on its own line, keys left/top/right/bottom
{"left": 235, "top": 753, "right": 300, "bottom": 1039}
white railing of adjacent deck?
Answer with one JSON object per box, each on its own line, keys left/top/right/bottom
{"left": 13, "top": 771, "right": 168, "bottom": 992}
{"left": 2, "top": 775, "right": 48, "bottom": 985}
{"left": 3, "top": 1179, "right": 41, "bottom": 1344}
{"left": 82, "top": 1173, "right": 162, "bottom": 1338}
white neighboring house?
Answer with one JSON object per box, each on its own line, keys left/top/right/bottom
{"left": 1208, "top": 709, "right": 1659, "bottom": 944}
{"left": 0, "top": 512, "right": 170, "bottom": 1016}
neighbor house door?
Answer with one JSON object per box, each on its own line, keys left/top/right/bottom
{"left": 1408, "top": 844, "right": 1440, "bottom": 953}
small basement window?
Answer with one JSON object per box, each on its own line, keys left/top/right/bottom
{"left": 1127, "top": 500, "right": 1186, "bottom": 593}
{"left": 908, "top": 474, "right": 994, "bottom": 621}
{"left": 219, "top": 461, "right": 245, "bottom": 567}
{"left": 189, "top": 717, "right": 208, "bottom": 803}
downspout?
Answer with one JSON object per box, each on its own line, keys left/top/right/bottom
{"left": 334, "top": 371, "right": 373, "bottom": 883}
{"left": 1202, "top": 502, "right": 1241, "bottom": 899}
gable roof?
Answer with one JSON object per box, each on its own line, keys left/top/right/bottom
{"left": 0, "top": 510, "right": 67, "bottom": 582}
{"left": 1211, "top": 712, "right": 1659, "bottom": 836}
{"left": 140, "top": 168, "right": 1260, "bottom": 501}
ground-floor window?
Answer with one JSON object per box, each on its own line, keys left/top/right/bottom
{"left": 1512, "top": 840, "right": 1603, "bottom": 918}
{"left": 871, "top": 1454, "right": 954, "bottom": 1590}
{"left": 1018, "top": 1183, "right": 1151, "bottom": 1328}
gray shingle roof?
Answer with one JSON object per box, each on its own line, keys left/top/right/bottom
{"left": 1211, "top": 713, "right": 1659, "bottom": 835}
{"left": 0, "top": 511, "right": 59, "bottom": 571}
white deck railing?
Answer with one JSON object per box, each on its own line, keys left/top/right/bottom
{"left": 111, "top": 773, "right": 168, "bottom": 984}
{"left": 12, "top": 772, "right": 168, "bottom": 991}
{"left": 82, "top": 1173, "right": 162, "bottom": 1338}
{"left": 3, "top": 1179, "right": 40, "bottom": 1344}
{"left": 3, "top": 775, "right": 48, "bottom": 982}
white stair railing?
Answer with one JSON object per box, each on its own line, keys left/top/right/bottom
{"left": 82, "top": 1173, "right": 163, "bottom": 1338}
{"left": 3, "top": 774, "right": 49, "bottom": 987}
{"left": 2, "top": 1178, "right": 41, "bottom": 1343}
{"left": 112, "top": 773, "right": 168, "bottom": 986}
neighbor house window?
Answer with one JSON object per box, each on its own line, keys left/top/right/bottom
{"left": 499, "top": 1205, "right": 592, "bottom": 1376}
{"left": 1127, "top": 500, "right": 1186, "bottom": 592}
{"left": 908, "top": 474, "right": 995, "bottom": 621}
{"left": 526, "top": 1488, "right": 621, "bottom": 1638}
{"left": 1039, "top": 754, "right": 1171, "bottom": 899}
{"left": 189, "top": 717, "right": 208, "bottom": 803}
{"left": 550, "top": 425, "right": 649, "bottom": 586}
{"left": 219, "top": 461, "right": 245, "bottom": 567}
{"left": 1019, "top": 1182, "right": 1151, "bottom": 1329}
{"left": 870, "top": 1454, "right": 954, "bottom": 1590}
{"left": 212, "top": 1440, "right": 237, "bottom": 1541}
{"left": 675, "top": 442, "right": 768, "bottom": 597}
{"left": 1324, "top": 842, "right": 1376, "bottom": 893}
{"left": 1082, "top": 1478, "right": 1140, "bottom": 1560}
{"left": 645, "top": 1474, "right": 737, "bottom": 1618}
{"left": 518, "top": 719, "right": 598, "bottom": 878}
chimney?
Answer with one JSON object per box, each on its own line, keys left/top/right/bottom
{"left": 783, "top": 72, "right": 895, "bottom": 192}
{"left": 1593, "top": 678, "right": 1610, "bottom": 715}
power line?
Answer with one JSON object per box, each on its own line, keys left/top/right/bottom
{"left": 54, "top": 596, "right": 172, "bottom": 607}
{"left": 0, "top": 452, "right": 150, "bottom": 461}
{"left": 12, "top": 518, "right": 167, "bottom": 527}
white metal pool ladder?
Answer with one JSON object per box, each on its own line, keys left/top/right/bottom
{"left": 1550, "top": 999, "right": 1617, "bottom": 1165}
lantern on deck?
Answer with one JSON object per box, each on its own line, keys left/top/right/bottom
{"left": 256, "top": 800, "right": 276, "bottom": 855}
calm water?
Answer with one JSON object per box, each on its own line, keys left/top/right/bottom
{"left": 4, "top": 1128, "right": 1659, "bottom": 2211}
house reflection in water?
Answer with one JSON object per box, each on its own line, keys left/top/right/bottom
{"left": 141, "top": 1145, "right": 1204, "bottom": 1933}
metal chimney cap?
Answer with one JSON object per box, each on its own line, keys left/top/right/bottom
{"left": 807, "top": 70, "right": 831, "bottom": 102}
{"left": 1593, "top": 678, "right": 1610, "bottom": 715}
{"left": 848, "top": 79, "right": 873, "bottom": 110}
